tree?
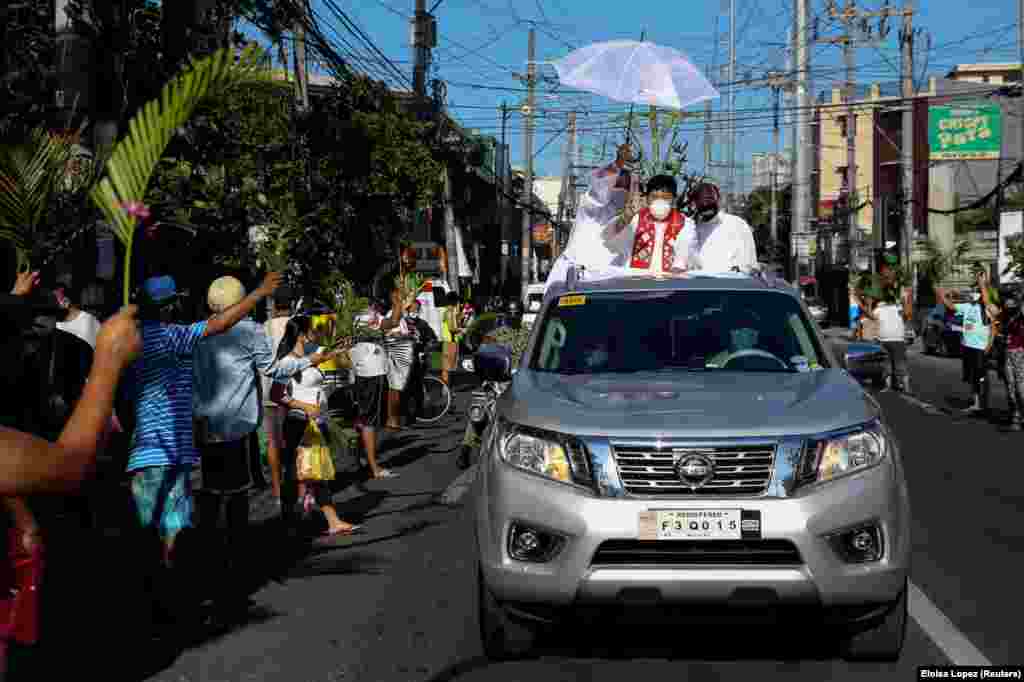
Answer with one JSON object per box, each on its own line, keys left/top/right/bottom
{"left": 0, "top": 3, "right": 57, "bottom": 134}
{"left": 744, "top": 184, "right": 792, "bottom": 265}
{"left": 90, "top": 44, "right": 283, "bottom": 303}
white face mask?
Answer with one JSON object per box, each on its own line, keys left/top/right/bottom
{"left": 649, "top": 199, "right": 672, "bottom": 221}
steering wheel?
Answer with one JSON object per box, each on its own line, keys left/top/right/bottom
{"left": 721, "top": 349, "right": 789, "bottom": 370}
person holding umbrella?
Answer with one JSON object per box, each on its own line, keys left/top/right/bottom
{"left": 545, "top": 143, "right": 693, "bottom": 288}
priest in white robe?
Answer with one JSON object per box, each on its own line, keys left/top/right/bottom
{"left": 682, "top": 181, "right": 759, "bottom": 273}
{"left": 545, "top": 146, "right": 693, "bottom": 291}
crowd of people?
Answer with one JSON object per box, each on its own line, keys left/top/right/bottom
{"left": 848, "top": 254, "right": 1024, "bottom": 427}
{"left": 0, "top": 264, "right": 479, "bottom": 672}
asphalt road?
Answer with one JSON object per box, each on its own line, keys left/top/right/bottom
{"left": 35, "top": 360, "right": 1018, "bottom": 681}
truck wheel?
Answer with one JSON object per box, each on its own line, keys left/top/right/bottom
{"left": 840, "top": 582, "right": 907, "bottom": 662}
{"left": 478, "top": 564, "right": 539, "bottom": 661}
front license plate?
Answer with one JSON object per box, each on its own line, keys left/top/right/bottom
{"left": 639, "top": 509, "right": 742, "bottom": 540}
{"left": 951, "top": 325, "right": 962, "bottom": 332}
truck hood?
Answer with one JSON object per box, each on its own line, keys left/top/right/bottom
{"left": 499, "top": 368, "right": 878, "bottom": 438}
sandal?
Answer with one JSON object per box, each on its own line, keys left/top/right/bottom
{"left": 373, "top": 469, "right": 398, "bottom": 479}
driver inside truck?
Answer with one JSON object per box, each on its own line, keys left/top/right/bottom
{"left": 707, "top": 314, "right": 761, "bottom": 368}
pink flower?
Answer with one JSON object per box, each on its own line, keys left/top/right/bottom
{"left": 116, "top": 201, "right": 151, "bottom": 222}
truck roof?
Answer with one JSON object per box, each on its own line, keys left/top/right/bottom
{"left": 546, "top": 270, "right": 800, "bottom": 301}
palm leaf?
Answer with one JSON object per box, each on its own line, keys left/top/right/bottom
{"left": 318, "top": 273, "right": 373, "bottom": 351}
{"left": 0, "top": 127, "right": 80, "bottom": 270}
{"left": 89, "top": 44, "right": 284, "bottom": 303}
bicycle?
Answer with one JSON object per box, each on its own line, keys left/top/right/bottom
{"left": 406, "top": 343, "right": 452, "bottom": 424}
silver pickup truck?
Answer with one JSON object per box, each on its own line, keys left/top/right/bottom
{"left": 471, "top": 271, "right": 910, "bottom": 662}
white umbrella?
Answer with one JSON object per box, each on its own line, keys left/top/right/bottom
{"left": 551, "top": 40, "right": 719, "bottom": 110}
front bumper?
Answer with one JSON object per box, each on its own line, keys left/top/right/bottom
{"left": 475, "top": 450, "right": 910, "bottom": 617}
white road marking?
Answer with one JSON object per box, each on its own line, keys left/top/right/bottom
{"left": 909, "top": 581, "right": 993, "bottom": 665}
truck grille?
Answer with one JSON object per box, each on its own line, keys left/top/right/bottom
{"left": 591, "top": 539, "right": 802, "bottom": 566}
{"left": 612, "top": 443, "right": 776, "bottom": 496}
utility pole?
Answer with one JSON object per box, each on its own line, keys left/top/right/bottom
{"left": 293, "top": 0, "right": 310, "bottom": 110}
{"left": 412, "top": 0, "right": 435, "bottom": 98}
{"left": 499, "top": 103, "right": 510, "bottom": 289}
{"left": 555, "top": 111, "right": 577, "bottom": 261}
{"left": 819, "top": 0, "right": 897, "bottom": 272}
{"left": 728, "top": 0, "right": 737, "bottom": 211}
{"left": 771, "top": 82, "right": 782, "bottom": 244}
{"left": 901, "top": 2, "right": 915, "bottom": 299}
{"left": 519, "top": 28, "right": 537, "bottom": 302}
{"left": 843, "top": 3, "right": 857, "bottom": 270}
{"left": 794, "top": 0, "right": 812, "bottom": 286}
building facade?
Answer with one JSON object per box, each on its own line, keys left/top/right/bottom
{"left": 751, "top": 152, "right": 792, "bottom": 191}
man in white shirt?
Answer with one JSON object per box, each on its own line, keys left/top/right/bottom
{"left": 683, "top": 182, "right": 758, "bottom": 273}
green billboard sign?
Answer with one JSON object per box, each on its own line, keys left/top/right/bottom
{"left": 928, "top": 103, "right": 1001, "bottom": 160}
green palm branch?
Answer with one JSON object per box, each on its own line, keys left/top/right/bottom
{"left": 90, "top": 44, "right": 283, "bottom": 304}
{"left": 0, "top": 128, "right": 80, "bottom": 272}
{"left": 318, "top": 273, "right": 373, "bottom": 351}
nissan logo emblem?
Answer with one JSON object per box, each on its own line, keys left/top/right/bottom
{"left": 675, "top": 454, "right": 715, "bottom": 488}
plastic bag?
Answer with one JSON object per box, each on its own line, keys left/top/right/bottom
{"left": 296, "top": 419, "right": 336, "bottom": 481}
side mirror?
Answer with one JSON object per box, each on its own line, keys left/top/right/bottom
{"left": 844, "top": 342, "right": 889, "bottom": 385}
{"left": 474, "top": 343, "right": 513, "bottom": 383}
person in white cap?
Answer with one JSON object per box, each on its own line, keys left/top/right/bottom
{"left": 192, "top": 275, "right": 340, "bottom": 620}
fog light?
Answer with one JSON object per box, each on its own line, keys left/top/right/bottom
{"left": 830, "top": 523, "right": 884, "bottom": 563}
{"left": 508, "top": 523, "right": 564, "bottom": 562}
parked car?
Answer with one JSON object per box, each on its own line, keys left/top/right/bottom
{"left": 921, "top": 304, "right": 963, "bottom": 357}
{"left": 474, "top": 271, "right": 911, "bottom": 662}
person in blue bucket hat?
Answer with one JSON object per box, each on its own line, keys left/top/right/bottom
{"left": 119, "top": 270, "right": 284, "bottom": 638}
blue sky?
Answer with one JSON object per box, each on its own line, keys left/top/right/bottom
{"left": 259, "top": 1, "right": 1022, "bottom": 185}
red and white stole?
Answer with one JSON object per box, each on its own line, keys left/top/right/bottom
{"left": 629, "top": 208, "right": 686, "bottom": 271}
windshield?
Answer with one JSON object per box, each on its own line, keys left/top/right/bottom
{"left": 529, "top": 290, "right": 827, "bottom": 375}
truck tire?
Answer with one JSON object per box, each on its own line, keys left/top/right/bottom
{"left": 478, "top": 564, "right": 539, "bottom": 661}
{"left": 840, "top": 581, "right": 907, "bottom": 662}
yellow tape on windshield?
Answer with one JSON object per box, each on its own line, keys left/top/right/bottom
{"left": 558, "top": 295, "right": 586, "bottom": 307}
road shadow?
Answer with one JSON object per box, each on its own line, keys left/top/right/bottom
{"left": 381, "top": 444, "right": 434, "bottom": 470}
{"left": 423, "top": 620, "right": 848, "bottom": 681}
{"left": 285, "top": 552, "right": 394, "bottom": 579}
{"left": 304, "top": 518, "right": 447, "bottom": 559}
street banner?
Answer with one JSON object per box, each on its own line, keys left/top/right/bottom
{"left": 999, "top": 210, "right": 1022, "bottom": 284}
{"left": 928, "top": 103, "right": 1001, "bottom": 160}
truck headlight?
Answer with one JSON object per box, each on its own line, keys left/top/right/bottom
{"left": 496, "top": 420, "right": 591, "bottom": 486}
{"left": 799, "top": 423, "right": 887, "bottom": 486}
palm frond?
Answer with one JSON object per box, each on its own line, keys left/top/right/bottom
{"left": 0, "top": 127, "right": 80, "bottom": 270}
{"left": 89, "top": 44, "right": 283, "bottom": 302}
{"left": 317, "top": 273, "right": 373, "bottom": 351}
